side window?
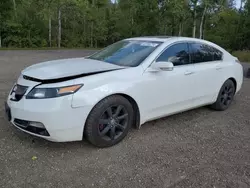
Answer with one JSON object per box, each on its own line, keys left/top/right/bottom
{"left": 190, "top": 43, "right": 223, "bottom": 63}
{"left": 190, "top": 43, "right": 213, "bottom": 63}
{"left": 156, "top": 43, "right": 190, "bottom": 66}
{"left": 211, "top": 47, "right": 223, "bottom": 61}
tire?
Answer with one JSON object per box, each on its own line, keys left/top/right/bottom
{"left": 210, "top": 79, "right": 236, "bottom": 111}
{"left": 84, "top": 95, "right": 134, "bottom": 147}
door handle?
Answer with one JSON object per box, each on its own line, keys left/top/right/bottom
{"left": 184, "top": 71, "right": 194, "bottom": 75}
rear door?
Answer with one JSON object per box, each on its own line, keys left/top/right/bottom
{"left": 188, "top": 42, "right": 224, "bottom": 104}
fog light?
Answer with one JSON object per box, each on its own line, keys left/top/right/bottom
{"left": 29, "top": 121, "right": 45, "bottom": 129}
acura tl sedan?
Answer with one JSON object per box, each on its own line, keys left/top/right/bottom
{"left": 5, "top": 36, "right": 243, "bottom": 147}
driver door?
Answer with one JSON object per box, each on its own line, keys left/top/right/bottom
{"left": 141, "top": 42, "right": 197, "bottom": 122}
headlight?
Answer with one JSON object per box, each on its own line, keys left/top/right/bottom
{"left": 26, "top": 84, "right": 83, "bottom": 99}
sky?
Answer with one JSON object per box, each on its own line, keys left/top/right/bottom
{"left": 235, "top": 0, "right": 241, "bottom": 8}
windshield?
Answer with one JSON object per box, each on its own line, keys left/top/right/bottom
{"left": 87, "top": 40, "right": 162, "bottom": 67}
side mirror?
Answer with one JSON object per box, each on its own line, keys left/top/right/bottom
{"left": 148, "top": 61, "right": 174, "bottom": 72}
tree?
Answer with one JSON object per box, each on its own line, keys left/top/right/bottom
{"left": 0, "top": 1, "right": 12, "bottom": 47}
{"left": 0, "top": 0, "right": 249, "bottom": 51}
{"left": 189, "top": 0, "right": 199, "bottom": 38}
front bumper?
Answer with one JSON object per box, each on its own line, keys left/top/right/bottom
{"left": 6, "top": 95, "right": 92, "bottom": 142}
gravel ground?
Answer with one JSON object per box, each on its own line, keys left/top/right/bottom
{"left": 0, "top": 50, "right": 250, "bottom": 188}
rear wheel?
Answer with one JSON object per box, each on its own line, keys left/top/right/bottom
{"left": 84, "top": 95, "right": 134, "bottom": 147}
{"left": 210, "top": 79, "right": 236, "bottom": 111}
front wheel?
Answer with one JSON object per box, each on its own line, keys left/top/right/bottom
{"left": 210, "top": 79, "right": 236, "bottom": 111}
{"left": 84, "top": 95, "right": 134, "bottom": 147}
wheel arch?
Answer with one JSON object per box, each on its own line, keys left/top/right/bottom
{"left": 85, "top": 93, "right": 141, "bottom": 131}
{"left": 117, "top": 93, "right": 141, "bottom": 129}
{"left": 228, "top": 77, "right": 237, "bottom": 93}
{"left": 213, "top": 77, "right": 238, "bottom": 104}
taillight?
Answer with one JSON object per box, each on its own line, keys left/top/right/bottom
{"left": 235, "top": 59, "right": 240, "bottom": 63}
{"left": 234, "top": 57, "right": 240, "bottom": 63}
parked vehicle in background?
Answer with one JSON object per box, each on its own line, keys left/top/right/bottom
{"left": 5, "top": 36, "right": 243, "bottom": 147}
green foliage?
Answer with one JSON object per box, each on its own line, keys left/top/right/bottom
{"left": 205, "top": 9, "right": 240, "bottom": 49}
{"left": 0, "top": 0, "right": 250, "bottom": 52}
{"left": 232, "top": 51, "right": 250, "bottom": 62}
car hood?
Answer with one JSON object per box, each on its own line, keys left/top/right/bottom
{"left": 21, "top": 58, "right": 123, "bottom": 80}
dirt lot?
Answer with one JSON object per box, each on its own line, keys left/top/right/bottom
{"left": 0, "top": 50, "right": 250, "bottom": 188}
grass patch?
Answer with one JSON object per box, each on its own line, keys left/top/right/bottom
{"left": 232, "top": 51, "right": 250, "bottom": 62}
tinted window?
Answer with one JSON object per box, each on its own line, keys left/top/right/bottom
{"left": 212, "top": 47, "right": 223, "bottom": 61}
{"left": 190, "top": 43, "right": 223, "bottom": 63}
{"left": 156, "top": 43, "right": 190, "bottom": 66}
{"left": 190, "top": 43, "right": 213, "bottom": 63}
{"left": 87, "top": 40, "right": 162, "bottom": 67}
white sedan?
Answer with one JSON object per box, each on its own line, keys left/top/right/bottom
{"left": 5, "top": 37, "right": 243, "bottom": 147}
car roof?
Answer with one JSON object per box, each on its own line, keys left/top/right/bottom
{"left": 125, "top": 36, "right": 173, "bottom": 42}
{"left": 124, "top": 36, "right": 230, "bottom": 57}
{"left": 126, "top": 36, "right": 211, "bottom": 43}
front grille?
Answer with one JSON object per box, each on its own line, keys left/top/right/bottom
{"left": 10, "top": 84, "right": 28, "bottom": 101}
{"left": 14, "top": 119, "right": 50, "bottom": 136}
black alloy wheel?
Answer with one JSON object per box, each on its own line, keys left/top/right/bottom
{"left": 220, "top": 84, "right": 234, "bottom": 107}
{"left": 211, "top": 79, "right": 236, "bottom": 111}
{"left": 84, "top": 95, "right": 134, "bottom": 147}
{"left": 98, "top": 105, "right": 128, "bottom": 141}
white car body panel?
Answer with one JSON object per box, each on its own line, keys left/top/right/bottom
{"left": 22, "top": 58, "right": 123, "bottom": 80}
{"left": 5, "top": 37, "right": 244, "bottom": 142}
{"left": 140, "top": 63, "right": 198, "bottom": 122}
